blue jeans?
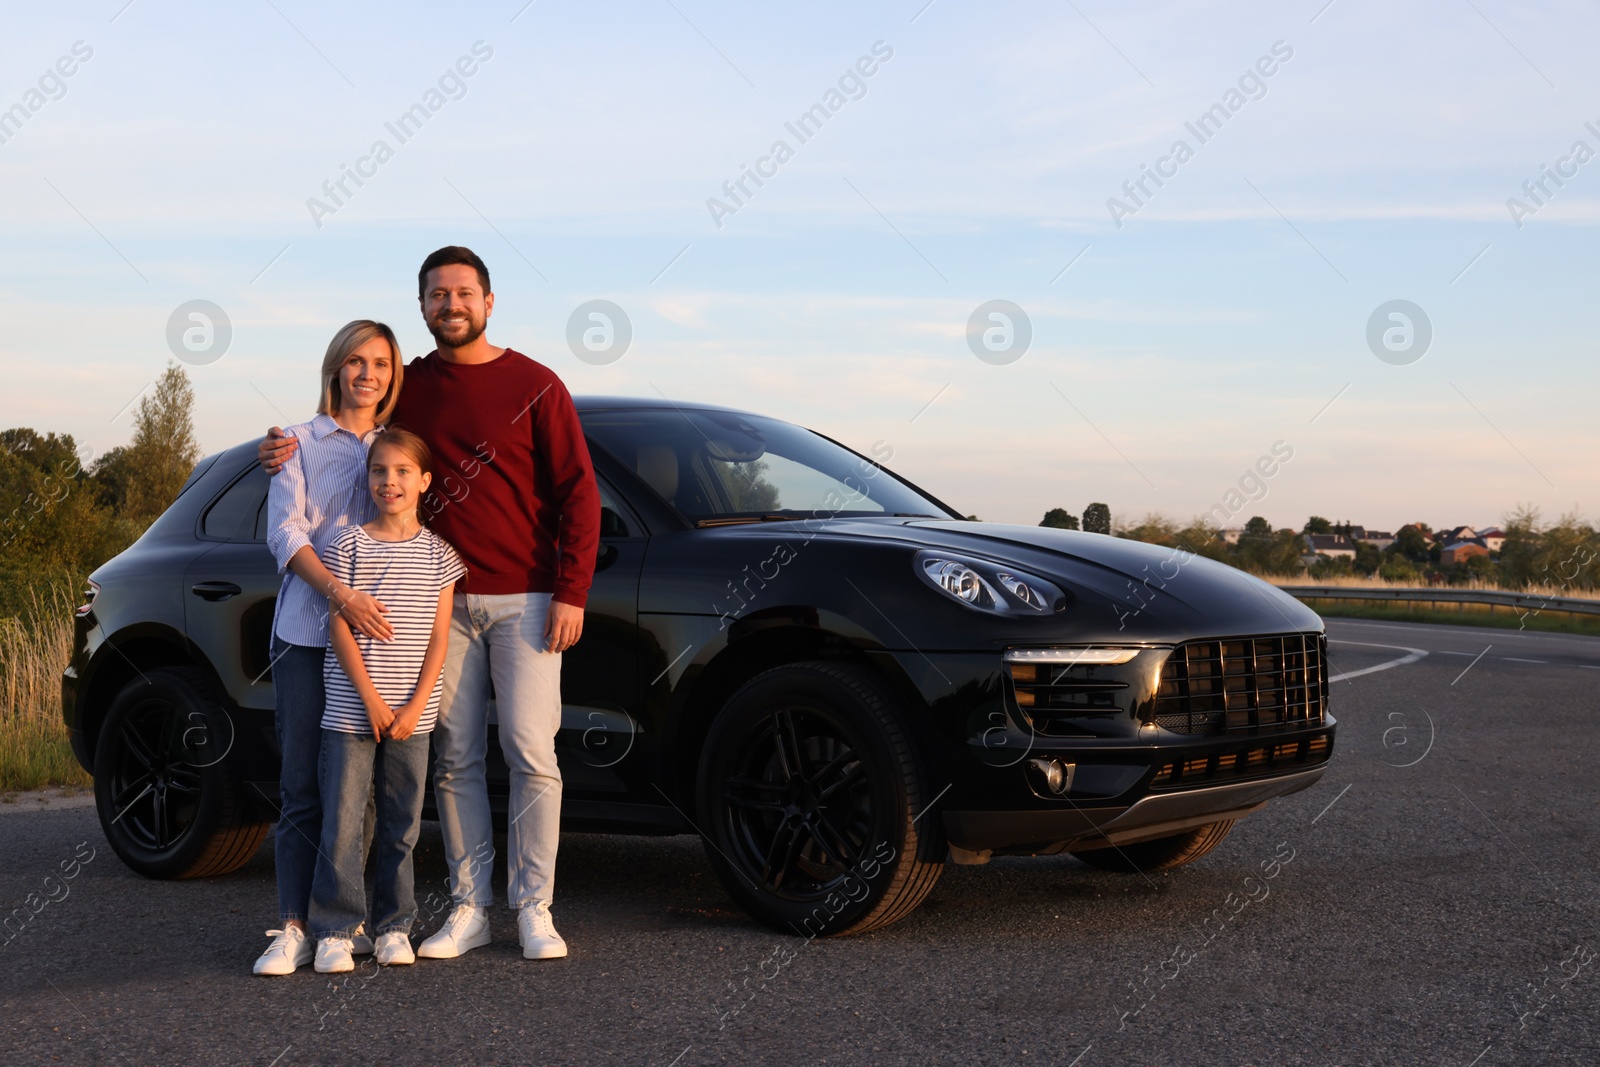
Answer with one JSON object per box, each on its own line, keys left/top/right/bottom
{"left": 309, "top": 729, "right": 430, "bottom": 939}
{"left": 270, "top": 637, "right": 325, "bottom": 924}
{"left": 433, "top": 593, "right": 563, "bottom": 909}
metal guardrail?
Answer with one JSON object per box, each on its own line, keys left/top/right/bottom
{"left": 1277, "top": 585, "right": 1600, "bottom": 618}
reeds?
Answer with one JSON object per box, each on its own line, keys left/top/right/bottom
{"left": 0, "top": 585, "right": 90, "bottom": 792}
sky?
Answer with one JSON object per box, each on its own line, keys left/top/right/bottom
{"left": 2, "top": 0, "right": 1596, "bottom": 532}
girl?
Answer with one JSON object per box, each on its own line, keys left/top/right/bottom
{"left": 255, "top": 321, "right": 401, "bottom": 977}
{"left": 308, "top": 429, "right": 465, "bottom": 972}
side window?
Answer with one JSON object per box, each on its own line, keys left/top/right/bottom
{"left": 597, "top": 479, "right": 636, "bottom": 539}
{"left": 202, "top": 465, "right": 269, "bottom": 541}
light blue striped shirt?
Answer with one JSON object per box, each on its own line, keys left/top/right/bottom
{"left": 266, "top": 414, "right": 384, "bottom": 648}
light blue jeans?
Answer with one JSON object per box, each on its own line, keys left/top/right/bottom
{"left": 433, "top": 592, "right": 563, "bottom": 910}
{"left": 309, "top": 729, "right": 429, "bottom": 939}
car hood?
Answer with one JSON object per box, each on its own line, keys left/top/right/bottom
{"left": 821, "top": 518, "right": 1322, "bottom": 639}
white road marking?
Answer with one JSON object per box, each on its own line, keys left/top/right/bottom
{"left": 1437, "top": 650, "right": 1475, "bottom": 656}
{"left": 1581, "top": 665, "right": 1600, "bottom": 671}
{"left": 1499, "top": 657, "right": 1547, "bottom": 664}
{"left": 1326, "top": 640, "right": 1429, "bottom": 683}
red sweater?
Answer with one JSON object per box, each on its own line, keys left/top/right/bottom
{"left": 393, "top": 349, "right": 600, "bottom": 607}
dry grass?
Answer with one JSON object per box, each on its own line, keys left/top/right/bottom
{"left": 0, "top": 586, "right": 90, "bottom": 792}
{"left": 1250, "top": 573, "right": 1600, "bottom": 636}
{"left": 1257, "top": 573, "right": 1579, "bottom": 599}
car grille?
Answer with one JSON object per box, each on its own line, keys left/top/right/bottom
{"left": 1152, "top": 632, "right": 1326, "bottom": 735}
{"left": 1148, "top": 733, "right": 1332, "bottom": 789}
{"left": 1006, "top": 663, "right": 1128, "bottom": 737}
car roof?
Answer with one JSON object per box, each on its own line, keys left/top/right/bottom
{"left": 195, "top": 398, "right": 776, "bottom": 477}
{"left": 573, "top": 395, "right": 762, "bottom": 418}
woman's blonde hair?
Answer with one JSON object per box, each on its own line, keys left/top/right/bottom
{"left": 317, "top": 320, "right": 402, "bottom": 424}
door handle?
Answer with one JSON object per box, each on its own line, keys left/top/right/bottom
{"left": 191, "top": 581, "right": 242, "bottom": 602}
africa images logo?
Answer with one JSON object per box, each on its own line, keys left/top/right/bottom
{"left": 0, "top": 41, "right": 93, "bottom": 148}
{"left": 305, "top": 41, "right": 494, "bottom": 228}
{"left": 1105, "top": 41, "right": 1294, "bottom": 228}
{"left": 705, "top": 41, "right": 895, "bottom": 228}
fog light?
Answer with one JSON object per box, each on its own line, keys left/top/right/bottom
{"left": 1027, "top": 757, "right": 1075, "bottom": 796}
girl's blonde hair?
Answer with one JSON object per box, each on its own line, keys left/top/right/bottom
{"left": 317, "top": 320, "right": 402, "bottom": 423}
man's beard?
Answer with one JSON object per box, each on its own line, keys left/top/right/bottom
{"left": 428, "top": 312, "right": 486, "bottom": 350}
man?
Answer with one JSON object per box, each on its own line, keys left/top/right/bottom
{"left": 260, "top": 246, "right": 600, "bottom": 961}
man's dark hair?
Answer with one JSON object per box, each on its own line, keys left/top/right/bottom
{"left": 417, "top": 246, "right": 491, "bottom": 300}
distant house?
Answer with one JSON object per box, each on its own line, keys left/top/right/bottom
{"left": 1356, "top": 529, "right": 1394, "bottom": 550}
{"left": 1304, "top": 534, "right": 1357, "bottom": 559}
{"left": 1477, "top": 527, "right": 1506, "bottom": 553}
{"left": 1220, "top": 527, "right": 1244, "bottom": 545}
{"left": 1438, "top": 525, "right": 1478, "bottom": 544}
{"left": 1441, "top": 539, "right": 1490, "bottom": 565}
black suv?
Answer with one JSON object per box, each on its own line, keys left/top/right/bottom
{"left": 64, "top": 397, "right": 1335, "bottom": 935}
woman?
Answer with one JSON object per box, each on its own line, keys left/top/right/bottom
{"left": 253, "top": 320, "right": 403, "bottom": 977}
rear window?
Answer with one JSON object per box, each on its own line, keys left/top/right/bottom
{"left": 176, "top": 452, "right": 222, "bottom": 500}
{"left": 202, "top": 465, "right": 268, "bottom": 541}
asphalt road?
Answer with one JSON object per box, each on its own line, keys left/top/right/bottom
{"left": 3, "top": 617, "right": 1598, "bottom": 1066}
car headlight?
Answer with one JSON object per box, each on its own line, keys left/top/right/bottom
{"left": 916, "top": 552, "right": 1065, "bottom": 615}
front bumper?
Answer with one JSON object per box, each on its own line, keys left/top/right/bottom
{"left": 943, "top": 764, "right": 1326, "bottom": 853}
{"left": 879, "top": 644, "right": 1337, "bottom": 853}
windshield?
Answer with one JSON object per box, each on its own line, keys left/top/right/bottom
{"left": 582, "top": 408, "right": 954, "bottom": 526}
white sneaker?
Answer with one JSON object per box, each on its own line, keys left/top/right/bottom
{"left": 252, "top": 926, "right": 313, "bottom": 976}
{"left": 374, "top": 931, "right": 415, "bottom": 966}
{"left": 351, "top": 923, "right": 374, "bottom": 956}
{"left": 517, "top": 901, "right": 567, "bottom": 960}
{"left": 314, "top": 937, "right": 355, "bottom": 974}
{"left": 416, "top": 905, "right": 490, "bottom": 959}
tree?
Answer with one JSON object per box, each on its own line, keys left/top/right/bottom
{"left": 1117, "top": 513, "right": 1178, "bottom": 545}
{"left": 1390, "top": 524, "right": 1431, "bottom": 564}
{"left": 0, "top": 430, "right": 92, "bottom": 565}
{"left": 1303, "top": 516, "right": 1332, "bottom": 535}
{"left": 1309, "top": 555, "right": 1355, "bottom": 579}
{"left": 1498, "top": 506, "right": 1600, "bottom": 593}
{"left": 1040, "top": 507, "right": 1079, "bottom": 530}
{"left": 101, "top": 363, "right": 200, "bottom": 526}
{"left": 1459, "top": 553, "right": 1496, "bottom": 584}
{"left": 1236, "top": 528, "right": 1307, "bottom": 575}
{"left": 1243, "top": 515, "right": 1273, "bottom": 538}
{"left": 712, "top": 458, "right": 780, "bottom": 512}
{"left": 1378, "top": 558, "right": 1422, "bottom": 584}
{"left": 0, "top": 428, "right": 126, "bottom": 605}
{"left": 1082, "top": 502, "right": 1111, "bottom": 535}
{"left": 1116, "top": 513, "right": 1229, "bottom": 563}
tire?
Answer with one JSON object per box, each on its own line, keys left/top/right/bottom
{"left": 1070, "top": 820, "right": 1236, "bottom": 874}
{"left": 696, "top": 661, "right": 944, "bottom": 937}
{"left": 92, "top": 667, "right": 269, "bottom": 879}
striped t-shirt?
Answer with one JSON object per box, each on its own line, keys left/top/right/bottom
{"left": 320, "top": 524, "right": 466, "bottom": 735}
